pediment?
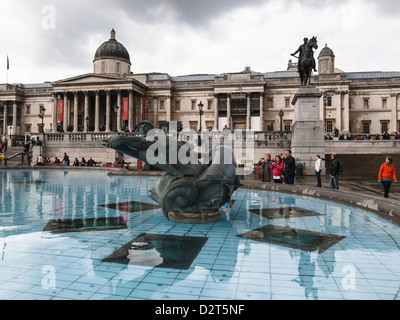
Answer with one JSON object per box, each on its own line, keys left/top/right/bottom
{"left": 52, "top": 73, "right": 126, "bottom": 86}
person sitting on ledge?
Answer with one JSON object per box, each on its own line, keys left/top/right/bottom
{"left": 73, "top": 158, "right": 80, "bottom": 166}
{"left": 80, "top": 157, "right": 86, "bottom": 166}
{"left": 87, "top": 158, "right": 96, "bottom": 167}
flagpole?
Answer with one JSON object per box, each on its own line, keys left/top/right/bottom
{"left": 6, "top": 55, "right": 9, "bottom": 84}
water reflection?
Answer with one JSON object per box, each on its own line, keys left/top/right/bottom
{"left": 1, "top": 170, "right": 400, "bottom": 300}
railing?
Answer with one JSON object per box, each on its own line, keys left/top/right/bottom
{"left": 0, "top": 152, "right": 26, "bottom": 167}
{"left": 41, "top": 131, "right": 292, "bottom": 150}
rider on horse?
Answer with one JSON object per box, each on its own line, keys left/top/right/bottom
{"left": 292, "top": 38, "right": 317, "bottom": 73}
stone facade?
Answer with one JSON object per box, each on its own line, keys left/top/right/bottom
{"left": 1, "top": 32, "right": 400, "bottom": 141}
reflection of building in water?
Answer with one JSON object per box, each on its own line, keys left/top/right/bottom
{"left": 1, "top": 30, "right": 400, "bottom": 139}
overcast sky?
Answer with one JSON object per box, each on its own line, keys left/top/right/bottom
{"left": 1, "top": 0, "right": 399, "bottom": 84}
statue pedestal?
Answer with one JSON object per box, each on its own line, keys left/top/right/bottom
{"left": 169, "top": 211, "right": 221, "bottom": 224}
{"left": 291, "top": 87, "right": 325, "bottom": 176}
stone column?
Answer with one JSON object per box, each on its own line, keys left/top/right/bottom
{"left": 52, "top": 94, "right": 58, "bottom": 133}
{"left": 390, "top": 93, "right": 398, "bottom": 134}
{"left": 95, "top": 91, "right": 100, "bottom": 132}
{"left": 153, "top": 96, "right": 158, "bottom": 129}
{"left": 12, "top": 101, "right": 17, "bottom": 134}
{"left": 259, "top": 93, "right": 264, "bottom": 131}
{"left": 128, "top": 90, "right": 134, "bottom": 130}
{"left": 3, "top": 104, "right": 7, "bottom": 137}
{"left": 63, "top": 93, "right": 68, "bottom": 132}
{"left": 334, "top": 91, "right": 341, "bottom": 134}
{"left": 116, "top": 91, "right": 122, "bottom": 132}
{"left": 291, "top": 87, "right": 324, "bottom": 176}
{"left": 246, "top": 93, "right": 251, "bottom": 130}
{"left": 73, "top": 92, "right": 79, "bottom": 133}
{"left": 166, "top": 95, "right": 171, "bottom": 122}
{"left": 84, "top": 92, "right": 89, "bottom": 132}
{"left": 342, "top": 91, "right": 350, "bottom": 134}
{"left": 136, "top": 94, "right": 141, "bottom": 123}
{"left": 213, "top": 94, "right": 218, "bottom": 130}
{"left": 105, "top": 91, "right": 111, "bottom": 132}
{"left": 227, "top": 94, "right": 231, "bottom": 130}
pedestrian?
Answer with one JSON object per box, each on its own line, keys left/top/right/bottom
{"left": 257, "top": 157, "right": 265, "bottom": 181}
{"left": 264, "top": 154, "right": 273, "bottom": 182}
{"left": 283, "top": 150, "right": 296, "bottom": 184}
{"left": 328, "top": 153, "right": 340, "bottom": 190}
{"left": 63, "top": 153, "right": 70, "bottom": 166}
{"left": 27, "top": 152, "right": 32, "bottom": 166}
{"left": 3, "top": 139, "right": 7, "bottom": 152}
{"left": 270, "top": 155, "right": 284, "bottom": 184}
{"left": 378, "top": 156, "right": 397, "bottom": 198}
{"left": 315, "top": 155, "right": 323, "bottom": 187}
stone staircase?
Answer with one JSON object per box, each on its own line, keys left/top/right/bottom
{"left": 0, "top": 146, "right": 27, "bottom": 167}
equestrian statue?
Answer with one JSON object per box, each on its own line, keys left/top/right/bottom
{"left": 291, "top": 36, "right": 318, "bottom": 86}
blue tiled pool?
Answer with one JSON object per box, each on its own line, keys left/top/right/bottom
{"left": 1, "top": 169, "right": 400, "bottom": 300}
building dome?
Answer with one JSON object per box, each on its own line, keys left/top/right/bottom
{"left": 94, "top": 29, "right": 131, "bottom": 64}
{"left": 318, "top": 44, "right": 335, "bottom": 58}
{"left": 93, "top": 29, "right": 131, "bottom": 75}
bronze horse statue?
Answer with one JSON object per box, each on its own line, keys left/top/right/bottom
{"left": 292, "top": 36, "right": 318, "bottom": 86}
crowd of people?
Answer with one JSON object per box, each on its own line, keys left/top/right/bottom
{"left": 256, "top": 151, "right": 397, "bottom": 199}
{"left": 35, "top": 152, "right": 97, "bottom": 167}
{"left": 325, "top": 130, "right": 400, "bottom": 141}
{"left": 257, "top": 150, "right": 297, "bottom": 185}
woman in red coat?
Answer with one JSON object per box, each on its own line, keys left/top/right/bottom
{"left": 270, "top": 155, "right": 284, "bottom": 184}
{"left": 378, "top": 156, "right": 397, "bottom": 198}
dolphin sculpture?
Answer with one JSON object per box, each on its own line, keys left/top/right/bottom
{"left": 104, "top": 121, "right": 240, "bottom": 221}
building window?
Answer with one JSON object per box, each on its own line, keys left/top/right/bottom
{"left": 207, "top": 100, "right": 212, "bottom": 110}
{"left": 25, "top": 124, "right": 31, "bottom": 133}
{"left": 363, "top": 98, "right": 369, "bottom": 109}
{"left": 266, "top": 121, "right": 274, "bottom": 132}
{"left": 26, "top": 104, "right": 31, "bottom": 115}
{"left": 206, "top": 121, "right": 214, "bottom": 131}
{"left": 175, "top": 101, "right": 180, "bottom": 111}
{"left": 285, "top": 98, "right": 290, "bottom": 109}
{"left": 326, "top": 120, "right": 333, "bottom": 133}
{"left": 189, "top": 121, "right": 198, "bottom": 131}
{"left": 116, "top": 62, "right": 121, "bottom": 73}
{"left": 362, "top": 121, "right": 370, "bottom": 134}
{"left": 284, "top": 121, "right": 291, "bottom": 132}
{"left": 382, "top": 98, "right": 387, "bottom": 109}
{"left": 191, "top": 100, "right": 196, "bottom": 111}
{"left": 147, "top": 101, "right": 153, "bottom": 112}
{"left": 159, "top": 100, "right": 165, "bottom": 110}
{"left": 381, "top": 121, "right": 389, "bottom": 133}
{"left": 267, "top": 98, "right": 273, "bottom": 109}
{"left": 324, "top": 96, "right": 332, "bottom": 107}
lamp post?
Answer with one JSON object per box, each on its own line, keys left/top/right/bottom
{"left": 38, "top": 106, "right": 46, "bottom": 154}
{"left": 113, "top": 104, "right": 119, "bottom": 132}
{"left": 198, "top": 101, "right": 204, "bottom": 146}
{"left": 198, "top": 101, "right": 204, "bottom": 132}
{"left": 279, "top": 109, "right": 284, "bottom": 132}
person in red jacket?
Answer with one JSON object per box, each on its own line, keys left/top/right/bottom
{"left": 270, "top": 155, "right": 284, "bottom": 184}
{"left": 378, "top": 156, "right": 397, "bottom": 198}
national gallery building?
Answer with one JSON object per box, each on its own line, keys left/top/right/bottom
{"left": 1, "top": 29, "right": 400, "bottom": 140}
